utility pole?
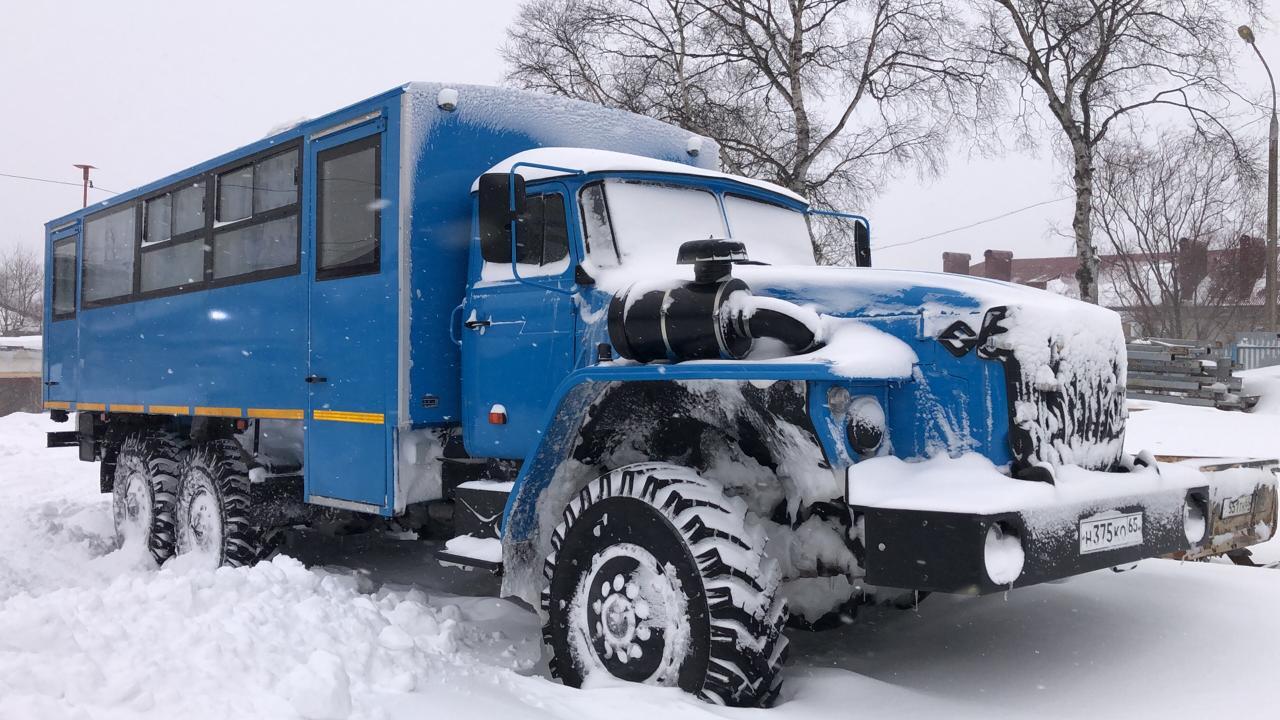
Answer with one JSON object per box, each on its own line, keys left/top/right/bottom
{"left": 73, "top": 163, "right": 96, "bottom": 209}
{"left": 1239, "top": 26, "right": 1278, "bottom": 331}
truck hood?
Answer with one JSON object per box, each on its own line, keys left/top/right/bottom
{"left": 734, "top": 265, "right": 1129, "bottom": 470}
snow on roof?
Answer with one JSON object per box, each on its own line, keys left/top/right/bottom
{"left": 472, "top": 147, "right": 808, "bottom": 204}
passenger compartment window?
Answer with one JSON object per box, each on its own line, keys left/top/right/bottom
{"left": 142, "top": 239, "right": 205, "bottom": 291}
{"left": 211, "top": 147, "right": 301, "bottom": 281}
{"left": 213, "top": 216, "right": 298, "bottom": 279}
{"left": 254, "top": 150, "right": 298, "bottom": 212}
{"left": 82, "top": 204, "right": 136, "bottom": 303}
{"left": 316, "top": 136, "right": 380, "bottom": 279}
{"left": 52, "top": 237, "right": 77, "bottom": 318}
{"left": 173, "top": 182, "right": 206, "bottom": 235}
{"left": 217, "top": 165, "right": 253, "bottom": 223}
{"left": 144, "top": 180, "right": 205, "bottom": 244}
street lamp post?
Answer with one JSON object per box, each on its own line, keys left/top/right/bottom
{"left": 1240, "top": 25, "right": 1278, "bottom": 332}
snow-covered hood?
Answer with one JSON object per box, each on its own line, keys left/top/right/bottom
{"left": 732, "top": 265, "right": 1129, "bottom": 470}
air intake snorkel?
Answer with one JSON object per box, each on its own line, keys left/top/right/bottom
{"left": 607, "top": 239, "right": 823, "bottom": 363}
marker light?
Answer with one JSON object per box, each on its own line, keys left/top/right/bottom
{"left": 488, "top": 404, "right": 507, "bottom": 425}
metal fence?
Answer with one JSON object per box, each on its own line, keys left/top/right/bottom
{"left": 1233, "top": 332, "right": 1280, "bottom": 371}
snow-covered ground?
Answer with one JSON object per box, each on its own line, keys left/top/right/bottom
{"left": 1, "top": 409, "right": 1278, "bottom": 719}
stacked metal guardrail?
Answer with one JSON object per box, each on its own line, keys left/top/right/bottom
{"left": 1126, "top": 338, "right": 1258, "bottom": 411}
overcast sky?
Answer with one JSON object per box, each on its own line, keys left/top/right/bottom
{"left": 1, "top": 1, "right": 1276, "bottom": 272}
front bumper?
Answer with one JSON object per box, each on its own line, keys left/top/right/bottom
{"left": 847, "top": 455, "right": 1277, "bottom": 595}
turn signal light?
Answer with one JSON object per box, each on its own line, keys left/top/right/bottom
{"left": 488, "top": 404, "right": 507, "bottom": 425}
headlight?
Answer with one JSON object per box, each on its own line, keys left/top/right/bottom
{"left": 846, "top": 396, "right": 885, "bottom": 455}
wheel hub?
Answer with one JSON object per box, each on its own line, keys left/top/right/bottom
{"left": 181, "top": 484, "right": 222, "bottom": 558}
{"left": 117, "top": 471, "right": 151, "bottom": 544}
{"left": 578, "top": 544, "right": 684, "bottom": 683}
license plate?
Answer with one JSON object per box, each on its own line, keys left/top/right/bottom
{"left": 1222, "top": 493, "right": 1255, "bottom": 518}
{"left": 1079, "top": 512, "right": 1143, "bottom": 554}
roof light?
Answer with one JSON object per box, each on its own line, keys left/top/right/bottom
{"left": 438, "top": 88, "right": 459, "bottom": 111}
{"left": 686, "top": 136, "right": 702, "bottom": 157}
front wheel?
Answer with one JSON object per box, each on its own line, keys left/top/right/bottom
{"left": 541, "top": 463, "right": 788, "bottom": 707}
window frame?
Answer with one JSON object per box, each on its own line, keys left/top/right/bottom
{"left": 51, "top": 235, "right": 78, "bottom": 321}
{"left": 208, "top": 143, "right": 302, "bottom": 287}
{"left": 315, "top": 133, "right": 382, "bottom": 281}
{"left": 137, "top": 178, "right": 209, "bottom": 295}
{"left": 577, "top": 181, "right": 622, "bottom": 266}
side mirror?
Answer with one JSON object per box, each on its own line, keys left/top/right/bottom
{"left": 854, "top": 218, "right": 871, "bottom": 268}
{"left": 478, "top": 172, "right": 527, "bottom": 263}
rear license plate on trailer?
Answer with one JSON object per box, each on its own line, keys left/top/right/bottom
{"left": 1079, "top": 512, "right": 1143, "bottom": 554}
{"left": 1222, "top": 493, "right": 1255, "bottom": 519}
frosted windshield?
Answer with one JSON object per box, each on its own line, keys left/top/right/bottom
{"left": 596, "top": 180, "right": 726, "bottom": 268}
{"left": 585, "top": 179, "right": 816, "bottom": 269}
{"left": 723, "top": 194, "right": 816, "bottom": 265}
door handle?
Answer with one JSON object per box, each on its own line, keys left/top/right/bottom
{"left": 305, "top": 375, "right": 328, "bottom": 384}
{"left": 44, "top": 381, "right": 59, "bottom": 386}
{"left": 464, "top": 312, "right": 491, "bottom": 330}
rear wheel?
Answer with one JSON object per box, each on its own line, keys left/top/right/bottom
{"left": 542, "top": 463, "right": 788, "bottom": 707}
{"left": 175, "top": 439, "right": 259, "bottom": 567}
{"left": 112, "top": 430, "right": 186, "bottom": 564}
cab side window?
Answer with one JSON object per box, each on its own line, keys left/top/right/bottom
{"left": 515, "top": 193, "right": 569, "bottom": 267}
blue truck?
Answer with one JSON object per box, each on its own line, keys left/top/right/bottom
{"left": 43, "top": 83, "right": 1277, "bottom": 707}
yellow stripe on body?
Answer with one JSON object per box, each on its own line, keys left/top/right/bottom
{"left": 76, "top": 402, "right": 106, "bottom": 412}
{"left": 313, "top": 409, "right": 385, "bottom": 424}
{"left": 110, "top": 403, "right": 145, "bottom": 413}
{"left": 248, "top": 408, "right": 305, "bottom": 420}
{"left": 44, "top": 401, "right": 70, "bottom": 410}
{"left": 148, "top": 405, "right": 190, "bottom": 415}
{"left": 193, "top": 406, "right": 243, "bottom": 418}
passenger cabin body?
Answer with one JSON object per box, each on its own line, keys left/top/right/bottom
{"left": 42, "top": 83, "right": 717, "bottom": 516}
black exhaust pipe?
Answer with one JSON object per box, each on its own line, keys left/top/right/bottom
{"left": 607, "top": 239, "right": 822, "bottom": 363}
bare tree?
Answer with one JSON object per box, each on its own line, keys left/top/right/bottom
{"left": 0, "top": 246, "right": 42, "bottom": 336}
{"left": 970, "top": 0, "right": 1259, "bottom": 303}
{"left": 504, "top": 0, "right": 990, "bottom": 263}
{"left": 1093, "top": 132, "right": 1263, "bottom": 339}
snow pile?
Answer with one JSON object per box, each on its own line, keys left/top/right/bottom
{"left": 847, "top": 452, "right": 1203, "bottom": 514}
{"left": 1126, "top": 398, "right": 1280, "bottom": 459}
{"left": 1239, "top": 363, "right": 1280, "bottom": 415}
{"left": 0, "top": 554, "right": 481, "bottom": 718}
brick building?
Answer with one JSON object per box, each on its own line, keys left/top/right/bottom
{"left": 941, "top": 239, "right": 1270, "bottom": 341}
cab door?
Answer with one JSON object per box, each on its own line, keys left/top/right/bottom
{"left": 304, "top": 120, "right": 395, "bottom": 512}
{"left": 462, "top": 186, "right": 577, "bottom": 459}
{"left": 44, "top": 225, "right": 80, "bottom": 405}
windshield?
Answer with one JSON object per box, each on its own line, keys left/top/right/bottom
{"left": 581, "top": 179, "right": 816, "bottom": 269}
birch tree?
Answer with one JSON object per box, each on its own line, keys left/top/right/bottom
{"left": 1094, "top": 132, "right": 1262, "bottom": 338}
{"left": 504, "top": 0, "right": 990, "bottom": 263}
{"left": 0, "top": 246, "right": 41, "bottom": 336}
{"left": 971, "top": 0, "right": 1258, "bottom": 303}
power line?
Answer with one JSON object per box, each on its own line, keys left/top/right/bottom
{"left": 0, "top": 171, "right": 118, "bottom": 195}
{"left": 874, "top": 195, "right": 1074, "bottom": 251}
